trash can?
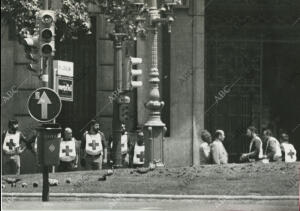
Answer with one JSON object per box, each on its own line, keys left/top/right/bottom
{"left": 36, "top": 124, "right": 61, "bottom": 166}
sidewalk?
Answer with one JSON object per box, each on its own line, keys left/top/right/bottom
{"left": 2, "top": 192, "right": 299, "bottom": 200}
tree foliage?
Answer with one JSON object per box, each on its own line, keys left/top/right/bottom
{"left": 1, "top": 0, "right": 182, "bottom": 42}
{"left": 1, "top": 0, "right": 91, "bottom": 40}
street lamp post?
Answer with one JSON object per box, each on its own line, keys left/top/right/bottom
{"left": 143, "top": 0, "right": 176, "bottom": 167}
{"left": 101, "top": 0, "right": 178, "bottom": 168}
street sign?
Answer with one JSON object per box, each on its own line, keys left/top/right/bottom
{"left": 56, "top": 76, "right": 73, "bottom": 101}
{"left": 27, "top": 87, "right": 62, "bottom": 122}
{"left": 53, "top": 60, "right": 74, "bottom": 77}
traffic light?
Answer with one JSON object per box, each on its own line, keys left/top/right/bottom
{"left": 22, "top": 34, "right": 41, "bottom": 73}
{"left": 119, "top": 104, "right": 129, "bottom": 123}
{"left": 38, "top": 10, "right": 56, "bottom": 57}
{"left": 128, "top": 57, "right": 143, "bottom": 89}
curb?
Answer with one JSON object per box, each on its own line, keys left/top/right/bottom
{"left": 2, "top": 193, "right": 299, "bottom": 200}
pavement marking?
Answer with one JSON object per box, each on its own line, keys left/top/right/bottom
{"left": 2, "top": 193, "right": 299, "bottom": 200}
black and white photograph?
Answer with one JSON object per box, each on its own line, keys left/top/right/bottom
{"left": 1, "top": 0, "right": 299, "bottom": 210}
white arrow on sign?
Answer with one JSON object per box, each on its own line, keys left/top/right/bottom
{"left": 37, "top": 91, "right": 52, "bottom": 119}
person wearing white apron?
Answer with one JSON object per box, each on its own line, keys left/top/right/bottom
{"left": 58, "top": 128, "right": 79, "bottom": 171}
{"left": 81, "top": 120, "right": 107, "bottom": 170}
{"left": 280, "top": 133, "right": 297, "bottom": 163}
{"left": 263, "top": 129, "right": 282, "bottom": 162}
{"left": 132, "top": 131, "right": 145, "bottom": 168}
{"left": 2, "top": 119, "right": 27, "bottom": 175}
{"left": 120, "top": 124, "right": 130, "bottom": 167}
{"left": 240, "top": 126, "right": 263, "bottom": 162}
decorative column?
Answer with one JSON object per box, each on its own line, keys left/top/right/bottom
{"left": 143, "top": 0, "right": 170, "bottom": 167}
{"left": 111, "top": 32, "right": 127, "bottom": 168}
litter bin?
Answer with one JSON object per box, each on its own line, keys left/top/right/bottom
{"left": 36, "top": 124, "right": 61, "bottom": 166}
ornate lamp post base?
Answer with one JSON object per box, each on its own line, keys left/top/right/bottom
{"left": 143, "top": 125, "right": 167, "bottom": 167}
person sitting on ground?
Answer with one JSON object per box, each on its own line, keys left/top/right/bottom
{"left": 240, "top": 126, "right": 263, "bottom": 162}
{"left": 199, "top": 129, "right": 212, "bottom": 164}
{"left": 262, "top": 129, "right": 282, "bottom": 162}
{"left": 280, "top": 133, "right": 297, "bottom": 163}
{"left": 211, "top": 130, "right": 228, "bottom": 164}
{"left": 58, "top": 128, "right": 80, "bottom": 172}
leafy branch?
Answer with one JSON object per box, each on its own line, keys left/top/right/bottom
{"left": 1, "top": 0, "right": 91, "bottom": 41}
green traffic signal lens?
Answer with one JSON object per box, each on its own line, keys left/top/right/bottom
{"left": 41, "top": 44, "right": 53, "bottom": 55}
{"left": 41, "top": 29, "right": 53, "bottom": 40}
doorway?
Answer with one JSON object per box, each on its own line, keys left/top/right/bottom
{"left": 262, "top": 42, "right": 300, "bottom": 157}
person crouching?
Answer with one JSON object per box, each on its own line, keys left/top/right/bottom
{"left": 58, "top": 128, "right": 79, "bottom": 172}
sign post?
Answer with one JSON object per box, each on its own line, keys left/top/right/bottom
{"left": 27, "top": 87, "right": 62, "bottom": 201}
{"left": 53, "top": 60, "right": 74, "bottom": 102}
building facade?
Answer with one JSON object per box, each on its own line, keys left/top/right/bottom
{"left": 1, "top": 0, "right": 299, "bottom": 172}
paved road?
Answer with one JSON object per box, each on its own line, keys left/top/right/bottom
{"left": 2, "top": 198, "right": 298, "bottom": 211}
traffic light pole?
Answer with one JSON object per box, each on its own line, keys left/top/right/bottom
{"left": 42, "top": 0, "right": 50, "bottom": 202}
{"left": 111, "top": 32, "right": 127, "bottom": 168}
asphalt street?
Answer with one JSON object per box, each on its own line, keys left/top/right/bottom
{"left": 2, "top": 198, "right": 298, "bottom": 211}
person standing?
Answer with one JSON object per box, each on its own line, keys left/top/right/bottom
{"left": 2, "top": 119, "right": 27, "bottom": 175}
{"left": 81, "top": 120, "right": 107, "bottom": 170}
{"left": 240, "top": 126, "right": 263, "bottom": 162}
{"left": 132, "top": 131, "right": 145, "bottom": 168}
{"left": 280, "top": 133, "right": 297, "bottom": 163}
{"left": 211, "top": 130, "right": 228, "bottom": 164}
{"left": 262, "top": 129, "right": 282, "bottom": 162}
{"left": 120, "top": 124, "right": 130, "bottom": 167}
{"left": 199, "top": 130, "right": 212, "bottom": 164}
{"left": 58, "top": 128, "right": 80, "bottom": 171}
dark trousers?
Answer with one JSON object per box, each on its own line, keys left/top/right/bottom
{"left": 3, "top": 155, "right": 20, "bottom": 175}
{"left": 58, "top": 161, "right": 76, "bottom": 172}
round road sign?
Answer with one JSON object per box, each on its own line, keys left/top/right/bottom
{"left": 27, "top": 87, "right": 62, "bottom": 122}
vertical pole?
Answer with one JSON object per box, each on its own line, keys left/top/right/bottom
{"left": 112, "top": 33, "right": 124, "bottom": 167}
{"left": 42, "top": 166, "right": 49, "bottom": 201}
{"left": 144, "top": 0, "right": 166, "bottom": 167}
{"left": 42, "top": 0, "right": 50, "bottom": 202}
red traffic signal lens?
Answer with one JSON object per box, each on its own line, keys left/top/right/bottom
{"left": 42, "top": 14, "right": 54, "bottom": 25}
{"left": 41, "top": 29, "right": 53, "bottom": 40}
{"left": 41, "top": 44, "right": 53, "bottom": 55}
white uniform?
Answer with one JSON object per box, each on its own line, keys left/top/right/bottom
{"left": 3, "top": 131, "right": 20, "bottom": 155}
{"left": 59, "top": 138, "right": 76, "bottom": 162}
{"left": 121, "top": 133, "right": 128, "bottom": 155}
{"left": 281, "top": 142, "right": 297, "bottom": 163}
{"left": 85, "top": 133, "right": 103, "bottom": 156}
{"left": 133, "top": 144, "right": 145, "bottom": 165}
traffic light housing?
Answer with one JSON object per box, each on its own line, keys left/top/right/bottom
{"left": 119, "top": 104, "right": 129, "bottom": 123}
{"left": 22, "top": 34, "right": 41, "bottom": 73}
{"left": 38, "top": 10, "right": 56, "bottom": 57}
{"left": 128, "top": 57, "right": 143, "bottom": 89}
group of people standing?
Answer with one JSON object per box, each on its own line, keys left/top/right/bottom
{"left": 199, "top": 126, "right": 297, "bottom": 164}
{"left": 2, "top": 119, "right": 298, "bottom": 175}
{"left": 2, "top": 119, "right": 145, "bottom": 175}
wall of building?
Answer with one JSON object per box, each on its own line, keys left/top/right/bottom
{"left": 1, "top": 21, "right": 41, "bottom": 174}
